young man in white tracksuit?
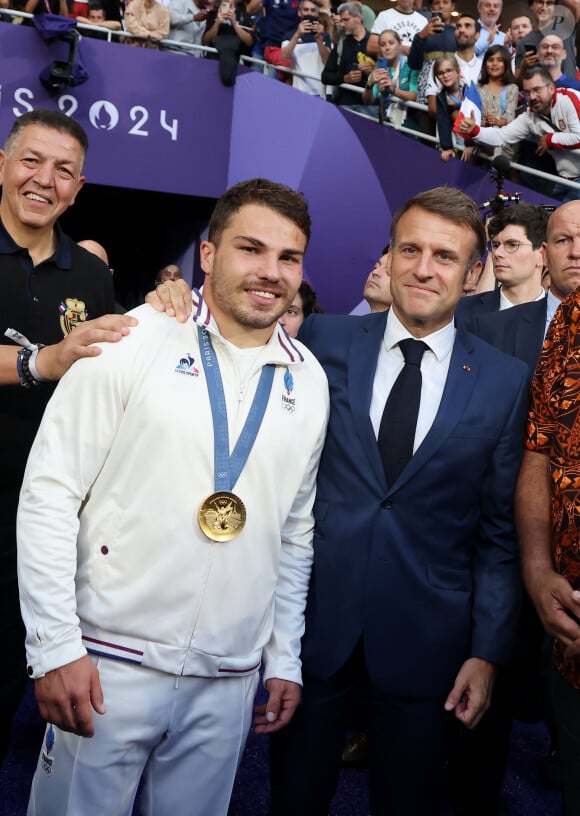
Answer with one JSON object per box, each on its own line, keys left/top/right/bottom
{"left": 17, "top": 178, "right": 330, "bottom": 816}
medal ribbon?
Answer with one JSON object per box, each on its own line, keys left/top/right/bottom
{"left": 198, "top": 326, "right": 275, "bottom": 491}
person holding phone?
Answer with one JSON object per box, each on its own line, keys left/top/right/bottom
{"left": 362, "top": 28, "right": 418, "bottom": 122}
{"left": 203, "top": 0, "right": 256, "bottom": 55}
{"left": 281, "top": 0, "right": 332, "bottom": 95}
{"left": 514, "top": 0, "right": 579, "bottom": 83}
{"left": 320, "top": 2, "right": 375, "bottom": 110}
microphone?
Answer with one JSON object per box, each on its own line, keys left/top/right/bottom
{"left": 491, "top": 155, "right": 511, "bottom": 176}
{"left": 478, "top": 155, "right": 520, "bottom": 212}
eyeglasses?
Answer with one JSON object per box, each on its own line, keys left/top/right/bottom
{"left": 487, "top": 239, "right": 534, "bottom": 253}
{"left": 436, "top": 68, "right": 457, "bottom": 76}
{"left": 534, "top": 0, "right": 555, "bottom": 6}
{"left": 522, "top": 84, "right": 551, "bottom": 97}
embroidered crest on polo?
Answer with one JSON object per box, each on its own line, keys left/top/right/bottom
{"left": 41, "top": 724, "right": 55, "bottom": 776}
{"left": 59, "top": 298, "right": 88, "bottom": 337}
{"left": 282, "top": 368, "right": 296, "bottom": 412}
{"left": 175, "top": 354, "right": 200, "bottom": 377}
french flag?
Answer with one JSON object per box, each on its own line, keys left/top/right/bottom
{"left": 452, "top": 82, "right": 482, "bottom": 136}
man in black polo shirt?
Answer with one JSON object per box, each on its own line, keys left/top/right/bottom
{"left": 0, "top": 109, "right": 137, "bottom": 767}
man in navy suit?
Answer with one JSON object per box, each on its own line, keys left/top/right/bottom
{"left": 471, "top": 200, "right": 580, "bottom": 371}
{"left": 267, "top": 187, "right": 530, "bottom": 816}
{"left": 455, "top": 203, "right": 548, "bottom": 326}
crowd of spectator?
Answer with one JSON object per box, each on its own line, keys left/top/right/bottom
{"left": 1, "top": 0, "right": 580, "bottom": 194}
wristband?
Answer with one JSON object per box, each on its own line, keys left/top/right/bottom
{"left": 5, "top": 328, "right": 46, "bottom": 387}
{"left": 28, "top": 345, "right": 47, "bottom": 382}
{"left": 16, "top": 347, "right": 37, "bottom": 388}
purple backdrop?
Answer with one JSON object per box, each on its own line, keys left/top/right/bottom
{"left": 0, "top": 24, "right": 556, "bottom": 313}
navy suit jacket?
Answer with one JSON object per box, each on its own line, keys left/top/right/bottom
{"left": 454, "top": 287, "right": 501, "bottom": 327}
{"left": 298, "top": 311, "right": 530, "bottom": 699}
{"left": 468, "top": 296, "right": 548, "bottom": 373}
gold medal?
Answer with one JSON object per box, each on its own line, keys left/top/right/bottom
{"left": 198, "top": 492, "right": 246, "bottom": 542}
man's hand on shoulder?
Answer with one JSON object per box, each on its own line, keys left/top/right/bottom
{"left": 36, "top": 314, "right": 138, "bottom": 381}
{"left": 253, "top": 678, "right": 301, "bottom": 734}
{"left": 444, "top": 657, "right": 496, "bottom": 729}
{"left": 145, "top": 279, "right": 193, "bottom": 323}
{"left": 34, "top": 655, "right": 106, "bottom": 737}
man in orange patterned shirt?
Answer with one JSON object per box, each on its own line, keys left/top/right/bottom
{"left": 516, "top": 199, "right": 580, "bottom": 816}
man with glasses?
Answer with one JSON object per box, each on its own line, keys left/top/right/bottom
{"left": 456, "top": 204, "right": 549, "bottom": 323}
{"left": 515, "top": 0, "right": 579, "bottom": 81}
{"left": 538, "top": 33, "right": 580, "bottom": 89}
{"left": 459, "top": 67, "right": 580, "bottom": 201}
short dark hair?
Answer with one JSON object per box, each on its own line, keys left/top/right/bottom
{"left": 298, "top": 281, "right": 323, "bottom": 317}
{"left": 456, "top": 13, "right": 481, "bottom": 32}
{"left": 488, "top": 203, "right": 549, "bottom": 249}
{"left": 3, "top": 110, "right": 89, "bottom": 169}
{"left": 208, "top": 178, "right": 311, "bottom": 247}
{"left": 390, "top": 187, "right": 486, "bottom": 270}
{"left": 522, "top": 66, "right": 554, "bottom": 85}
{"left": 480, "top": 45, "right": 516, "bottom": 85}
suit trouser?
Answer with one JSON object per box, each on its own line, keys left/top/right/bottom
{"left": 27, "top": 656, "right": 259, "bottom": 816}
{"left": 269, "top": 640, "right": 450, "bottom": 816}
{"left": 550, "top": 663, "right": 580, "bottom": 816}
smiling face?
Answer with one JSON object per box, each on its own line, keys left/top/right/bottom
{"left": 200, "top": 203, "right": 306, "bottom": 347}
{"left": 389, "top": 206, "right": 481, "bottom": 336}
{"left": 544, "top": 201, "right": 580, "bottom": 300}
{"left": 485, "top": 50, "right": 506, "bottom": 80}
{"left": 478, "top": 0, "right": 501, "bottom": 27}
{"left": 379, "top": 32, "right": 401, "bottom": 60}
{"left": 530, "top": 0, "right": 555, "bottom": 26}
{"left": 435, "top": 59, "right": 460, "bottom": 88}
{"left": 538, "top": 34, "right": 565, "bottom": 67}
{"left": 0, "top": 124, "right": 85, "bottom": 240}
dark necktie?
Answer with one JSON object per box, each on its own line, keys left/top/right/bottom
{"left": 378, "top": 338, "right": 428, "bottom": 486}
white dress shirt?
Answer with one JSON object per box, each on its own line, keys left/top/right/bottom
{"left": 370, "top": 309, "right": 455, "bottom": 453}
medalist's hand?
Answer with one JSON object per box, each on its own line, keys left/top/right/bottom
{"left": 145, "top": 279, "right": 193, "bottom": 322}
{"left": 36, "top": 314, "right": 137, "bottom": 381}
{"left": 35, "top": 655, "right": 106, "bottom": 738}
{"left": 253, "top": 678, "right": 301, "bottom": 734}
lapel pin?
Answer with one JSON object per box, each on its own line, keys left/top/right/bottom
{"left": 463, "top": 365, "right": 471, "bottom": 372}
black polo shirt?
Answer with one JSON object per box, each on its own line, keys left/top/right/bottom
{"left": 0, "top": 217, "right": 115, "bottom": 522}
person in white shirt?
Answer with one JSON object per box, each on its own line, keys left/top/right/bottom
{"left": 17, "top": 178, "right": 330, "bottom": 816}
{"left": 281, "top": 0, "right": 331, "bottom": 95}
{"left": 369, "top": 0, "right": 426, "bottom": 55}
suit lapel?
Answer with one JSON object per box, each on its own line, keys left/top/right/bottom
{"left": 388, "top": 328, "right": 478, "bottom": 494}
{"left": 348, "top": 312, "right": 388, "bottom": 488}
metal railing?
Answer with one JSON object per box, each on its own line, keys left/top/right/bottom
{"left": 2, "top": 6, "right": 578, "bottom": 194}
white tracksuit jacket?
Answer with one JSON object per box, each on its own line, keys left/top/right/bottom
{"left": 471, "top": 86, "right": 580, "bottom": 179}
{"left": 17, "top": 292, "right": 329, "bottom": 687}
